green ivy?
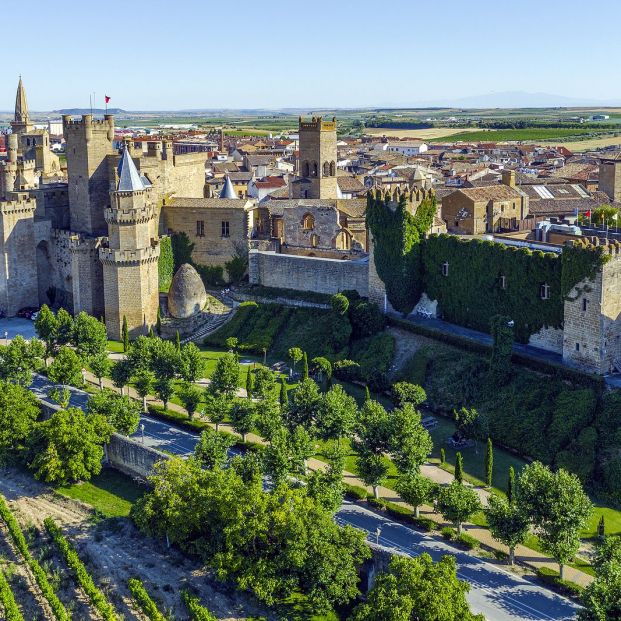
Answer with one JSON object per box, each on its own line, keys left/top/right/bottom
{"left": 560, "top": 241, "right": 609, "bottom": 300}
{"left": 158, "top": 236, "right": 174, "bottom": 292}
{"left": 367, "top": 190, "right": 436, "bottom": 314}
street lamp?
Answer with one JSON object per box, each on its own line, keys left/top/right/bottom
{"left": 140, "top": 423, "right": 145, "bottom": 444}
{"left": 375, "top": 526, "right": 382, "bottom": 545}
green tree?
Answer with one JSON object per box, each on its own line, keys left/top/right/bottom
{"left": 178, "top": 381, "right": 202, "bottom": 420}
{"left": 111, "top": 358, "right": 132, "bottom": 395}
{"left": 209, "top": 353, "right": 239, "bottom": 399}
{"left": 72, "top": 311, "right": 107, "bottom": 359}
{"left": 225, "top": 336, "right": 238, "bottom": 352}
{"left": 286, "top": 377, "right": 321, "bottom": 431}
{"left": 437, "top": 481, "right": 481, "bottom": 534}
{"left": 287, "top": 347, "right": 303, "bottom": 372}
{"left": 49, "top": 386, "right": 70, "bottom": 408}
{"left": 316, "top": 384, "right": 358, "bottom": 444}
{"left": 262, "top": 426, "right": 293, "bottom": 487}
{"left": 34, "top": 304, "right": 58, "bottom": 360}
{"left": 0, "top": 335, "right": 45, "bottom": 386}
{"left": 365, "top": 385, "right": 371, "bottom": 402}
{"left": 89, "top": 351, "right": 111, "bottom": 390}
{"left": 579, "top": 536, "right": 621, "bottom": 621}
{"left": 134, "top": 368, "right": 155, "bottom": 412}
{"left": 311, "top": 356, "right": 332, "bottom": 387}
{"left": 518, "top": 461, "right": 593, "bottom": 579}
{"left": 122, "top": 315, "right": 129, "bottom": 352}
{"left": 55, "top": 308, "right": 74, "bottom": 347}
{"left": 455, "top": 452, "right": 464, "bottom": 483}
{"left": 485, "top": 438, "right": 494, "bottom": 488}
{"left": 358, "top": 451, "right": 388, "bottom": 499}
{"left": 48, "top": 346, "right": 83, "bottom": 387}
{"left": 126, "top": 335, "right": 155, "bottom": 374}
{"left": 349, "top": 554, "right": 484, "bottom": 621}
{"left": 0, "top": 381, "right": 40, "bottom": 463}
{"left": 331, "top": 292, "right": 349, "bottom": 315}
{"left": 507, "top": 466, "right": 516, "bottom": 503}
{"left": 390, "top": 403, "right": 433, "bottom": 475}
{"left": 390, "top": 382, "right": 426, "bottom": 408}
{"left": 28, "top": 407, "right": 113, "bottom": 484}
{"left": 598, "top": 515, "right": 606, "bottom": 540}
{"left": 255, "top": 398, "right": 282, "bottom": 441}
{"left": 230, "top": 400, "right": 256, "bottom": 442}
{"left": 246, "top": 366, "right": 254, "bottom": 399}
{"left": 354, "top": 399, "right": 392, "bottom": 455}
{"left": 194, "top": 430, "right": 234, "bottom": 469}
{"left": 150, "top": 337, "right": 181, "bottom": 382}
{"left": 307, "top": 446, "right": 344, "bottom": 513}
{"left": 204, "top": 393, "right": 231, "bottom": 432}
{"left": 155, "top": 377, "right": 175, "bottom": 410}
{"left": 180, "top": 342, "right": 205, "bottom": 383}
{"left": 396, "top": 472, "right": 435, "bottom": 518}
{"left": 86, "top": 388, "right": 141, "bottom": 435}
{"left": 302, "top": 351, "right": 309, "bottom": 380}
{"left": 485, "top": 494, "right": 529, "bottom": 566}
{"left": 253, "top": 366, "right": 276, "bottom": 400}
{"left": 279, "top": 375, "right": 287, "bottom": 406}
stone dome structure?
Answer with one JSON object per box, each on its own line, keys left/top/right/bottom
{"left": 167, "top": 263, "right": 207, "bottom": 319}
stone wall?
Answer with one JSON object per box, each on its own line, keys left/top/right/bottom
{"left": 249, "top": 249, "right": 368, "bottom": 297}
{"left": 106, "top": 433, "right": 170, "bottom": 480}
{"left": 528, "top": 326, "right": 564, "bottom": 354}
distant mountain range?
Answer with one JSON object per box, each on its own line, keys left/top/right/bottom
{"left": 53, "top": 108, "right": 126, "bottom": 115}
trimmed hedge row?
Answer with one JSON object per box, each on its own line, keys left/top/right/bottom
{"left": 0, "top": 495, "right": 70, "bottom": 621}
{"left": 0, "top": 568, "right": 24, "bottom": 621}
{"left": 536, "top": 567, "right": 584, "bottom": 598}
{"left": 44, "top": 518, "right": 118, "bottom": 621}
{"left": 128, "top": 578, "right": 166, "bottom": 621}
{"left": 182, "top": 591, "right": 217, "bottom": 621}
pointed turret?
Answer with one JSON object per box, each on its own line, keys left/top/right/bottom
{"left": 219, "top": 174, "right": 238, "bottom": 199}
{"left": 117, "top": 146, "right": 146, "bottom": 192}
{"left": 14, "top": 76, "right": 29, "bottom": 124}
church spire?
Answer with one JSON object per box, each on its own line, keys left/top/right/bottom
{"left": 14, "top": 76, "right": 29, "bottom": 124}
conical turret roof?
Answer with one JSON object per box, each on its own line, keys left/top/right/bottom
{"left": 219, "top": 174, "right": 239, "bottom": 199}
{"left": 14, "top": 76, "right": 29, "bottom": 123}
{"left": 117, "top": 146, "right": 146, "bottom": 192}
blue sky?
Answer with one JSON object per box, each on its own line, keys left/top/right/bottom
{"left": 4, "top": 0, "right": 620, "bottom": 111}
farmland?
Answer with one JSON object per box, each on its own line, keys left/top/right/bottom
{"left": 428, "top": 127, "right": 610, "bottom": 143}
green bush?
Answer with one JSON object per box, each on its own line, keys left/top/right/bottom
{"left": 399, "top": 348, "right": 429, "bottom": 386}
{"left": 44, "top": 517, "right": 118, "bottom": 621}
{"left": 456, "top": 533, "right": 479, "bottom": 550}
{"left": 411, "top": 516, "right": 435, "bottom": 532}
{"left": 0, "top": 495, "right": 70, "bottom": 621}
{"left": 182, "top": 591, "right": 217, "bottom": 620}
{"left": 195, "top": 264, "right": 226, "bottom": 288}
{"left": 242, "top": 284, "right": 332, "bottom": 304}
{"left": 441, "top": 526, "right": 456, "bottom": 540}
{"left": 0, "top": 569, "right": 24, "bottom": 621}
{"left": 536, "top": 567, "right": 584, "bottom": 597}
{"left": 128, "top": 578, "right": 166, "bottom": 621}
{"left": 158, "top": 236, "right": 174, "bottom": 292}
{"left": 333, "top": 359, "right": 363, "bottom": 383}
{"left": 348, "top": 298, "right": 385, "bottom": 338}
{"left": 349, "top": 332, "right": 395, "bottom": 386}
{"left": 343, "top": 483, "right": 369, "bottom": 501}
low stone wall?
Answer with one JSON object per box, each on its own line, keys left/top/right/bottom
{"left": 248, "top": 249, "right": 369, "bottom": 297}
{"left": 106, "top": 433, "right": 170, "bottom": 480}
{"left": 228, "top": 290, "right": 330, "bottom": 309}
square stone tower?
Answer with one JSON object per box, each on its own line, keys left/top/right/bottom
{"left": 100, "top": 148, "right": 160, "bottom": 340}
{"left": 599, "top": 158, "right": 621, "bottom": 203}
{"left": 295, "top": 116, "right": 338, "bottom": 199}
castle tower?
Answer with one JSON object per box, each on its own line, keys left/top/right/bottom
{"left": 11, "top": 77, "right": 33, "bottom": 139}
{"left": 62, "top": 114, "right": 115, "bottom": 235}
{"left": 599, "top": 157, "right": 621, "bottom": 203}
{"left": 100, "top": 147, "right": 160, "bottom": 340}
{"left": 295, "top": 116, "right": 338, "bottom": 199}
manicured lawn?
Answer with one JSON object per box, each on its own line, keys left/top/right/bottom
{"left": 55, "top": 469, "right": 146, "bottom": 517}
{"left": 107, "top": 340, "right": 125, "bottom": 353}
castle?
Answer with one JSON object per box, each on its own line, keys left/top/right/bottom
{"left": 0, "top": 79, "right": 205, "bottom": 339}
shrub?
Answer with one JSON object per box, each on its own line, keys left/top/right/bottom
{"left": 182, "top": 591, "right": 217, "bottom": 620}
{"left": 441, "top": 526, "right": 456, "bottom": 540}
{"left": 44, "top": 518, "right": 118, "bottom": 621}
{"left": 348, "top": 298, "right": 385, "bottom": 338}
{"left": 0, "top": 495, "right": 70, "bottom": 621}
{"left": 333, "top": 359, "right": 363, "bottom": 383}
{"left": 349, "top": 332, "right": 395, "bottom": 383}
{"left": 158, "top": 235, "right": 174, "bottom": 292}
{"left": 0, "top": 569, "right": 24, "bottom": 621}
{"left": 456, "top": 533, "right": 479, "bottom": 550}
{"left": 128, "top": 578, "right": 166, "bottom": 621}
{"left": 343, "top": 483, "right": 369, "bottom": 501}
{"left": 411, "top": 516, "right": 435, "bottom": 532}
{"left": 536, "top": 567, "right": 584, "bottom": 597}
{"left": 399, "top": 348, "right": 429, "bottom": 386}
{"left": 195, "top": 264, "right": 225, "bottom": 288}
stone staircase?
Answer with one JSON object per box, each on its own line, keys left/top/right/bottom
{"left": 180, "top": 293, "right": 235, "bottom": 345}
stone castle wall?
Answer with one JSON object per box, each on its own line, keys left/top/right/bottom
{"left": 528, "top": 326, "right": 564, "bottom": 354}
{"left": 249, "top": 249, "right": 368, "bottom": 297}
{"left": 106, "top": 433, "right": 170, "bottom": 480}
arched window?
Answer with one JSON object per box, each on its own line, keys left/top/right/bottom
{"left": 335, "top": 231, "right": 351, "bottom": 250}
{"left": 302, "top": 161, "right": 309, "bottom": 177}
{"left": 312, "top": 161, "right": 318, "bottom": 177}
{"left": 330, "top": 161, "right": 336, "bottom": 176}
{"left": 303, "top": 213, "right": 315, "bottom": 230}
{"left": 323, "top": 161, "right": 330, "bottom": 176}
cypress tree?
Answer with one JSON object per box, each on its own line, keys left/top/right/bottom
{"left": 279, "top": 376, "right": 288, "bottom": 406}
{"left": 364, "top": 385, "right": 371, "bottom": 402}
{"left": 122, "top": 315, "right": 129, "bottom": 352}
{"left": 507, "top": 466, "right": 516, "bottom": 503}
{"left": 485, "top": 438, "right": 493, "bottom": 488}
{"left": 440, "top": 447, "right": 446, "bottom": 465}
{"left": 598, "top": 515, "right": 605, "bottom": 540}
{"left": 148, "top": 326, "right": 155, "bottom": 338}
{"left": 302, "top": 351, "right": 309, "bottom": 380}
{"left": 245, "top": 366, "right": 254, "bottom": 399}
{"left": 175, "top": 330, "right": 181, "bottom": 351}
{"left": 455, "top": 452, "right": 463, "bottom": 484}
{"left": 156, "top": 306, "right": 162, "bottom": 336}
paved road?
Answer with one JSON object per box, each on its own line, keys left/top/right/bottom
{"left": 30, "top": 373, "right": 580, "bottom": 620}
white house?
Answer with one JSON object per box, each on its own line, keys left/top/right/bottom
{"left": 385, "top": 141, "right": 428, "bottom": 156}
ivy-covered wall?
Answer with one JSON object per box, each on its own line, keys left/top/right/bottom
{"left": 158, "top": 236, "right": 174, "bottom": 292}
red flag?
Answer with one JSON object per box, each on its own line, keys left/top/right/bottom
{"left": 104, "top": 95, "right": 110, "bottom": 103}
{"left": 585, "top": 210, "right": 591, "bottom": 217}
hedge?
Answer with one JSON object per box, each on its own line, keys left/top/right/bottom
{"left": 0, "top": 568, "right": 24, "bottom": 621}
{"left": 343, "top": 483, "right": 369, "bottom": 501}
{"left": 238, "top": 284, "right": 332, "bottom": 305}
{"left": 536, "top": 567, "right": 584, "bottom": 598}
{"left": 182, "top": 591, "right": 217, "bottom": 621}
{"left": 0, "top": 495, "right": 70, "bottom": 621}
{"left": 44, "top": 518, "right": 118, "bottom": 621}
{"left": 128, "top": 578, "right": 166, "bottom": 621}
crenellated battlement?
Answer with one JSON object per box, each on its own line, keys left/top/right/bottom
{"left": 0, "top": 197, "right": 36, "bottom": 215}
{"left": 104, "top": 204, "right": 155, "bottom": 225}
{"left": 99, "top": 244, "right": 160, "bottom": 266}
{"left": 299, "top": 116, "right": 337, "bottom": 132}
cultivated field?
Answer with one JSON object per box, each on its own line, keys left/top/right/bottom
{"left": 547, "top": 134, "right": 621, "bottom": 151}
{"left": 364, "top": 127, "right": 483, "bottom": 139}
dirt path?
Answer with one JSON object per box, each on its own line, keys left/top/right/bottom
{"left": 0, "top": 469, "right": 272, "bottom": 621}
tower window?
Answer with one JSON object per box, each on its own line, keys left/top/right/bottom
{"left": 196, "top": 220, "right": 204, "bottom": 237}
{"left": 312, "top": 161, "right": 318, "bottom": 177}
{"left": 540, "top": 283, "right": 550, "bottom": 300}
{"left": 323, "top": 161, "right": 330, "bottom": 176}
{"left": 582, "top": 298, "right": 589, "bottom": 312}
{"left": 442, "top": 262, "right": 449, "bottom": 277}
{"left": 221, "top": 221, "right": 230, "bottom": 238}
{"left": 303, "top": 213, "right": 315, "bottom": 230}
{"left": 575, "top": 342, "right": 580, "bottom": 352}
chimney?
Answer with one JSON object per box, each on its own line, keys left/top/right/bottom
{"left": 502, "top": 169, "right": 516, "bottom": 188}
